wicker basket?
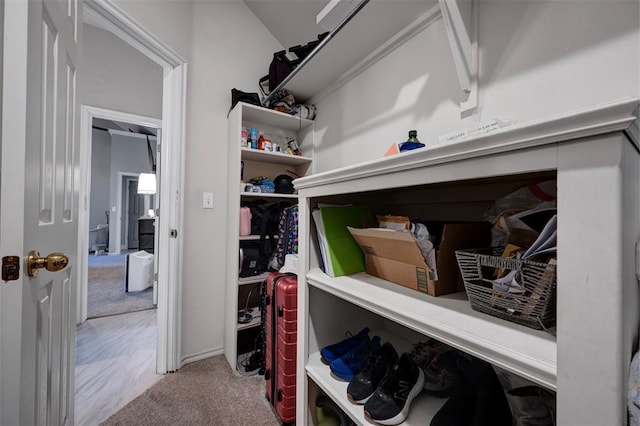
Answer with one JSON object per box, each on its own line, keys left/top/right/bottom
{"left": 455, "top": 248, "right": 557, "bottom": 330}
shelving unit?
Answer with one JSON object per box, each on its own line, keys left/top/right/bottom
{"left": 262, "top": 0, "right": 477, "bottom": 112}
{"left": 295, "top": 98, "right": 640, "bottom": 425}
{"left": 224, "top": 102, "right": 314, "bottom": 373}
{"left": 261, "top": 0, "right": 434, "bottom": 105}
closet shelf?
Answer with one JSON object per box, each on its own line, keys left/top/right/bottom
{"left": 306, "top": 268, "right": 557, "bottom": 389}
{"left": 307, "top": 351, "right": 446, "bottom": 425}
{"left": 241, "top": 147, "right": 312, "bottom": 166}
{"left": 263, "top": 1, "right": 437, "bottom": 104}
{"left": 238, "top": 273, "right": 270, "bottom": 285}
{"left": 240, "top": 102, "right": 313, "bottom": 131}
{"left": 237, "top": 317, "right": 261, "bottom": 331}
{"left": 239, "top": 235, "right": 280, "bottom": 241}
{"left": 240, "top": 192, "right": 299, "bottom": 199}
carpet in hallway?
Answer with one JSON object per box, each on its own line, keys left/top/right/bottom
{"left": 101, "top": 355, "right": 278, "bottom": 425}
{"left": 88, "top": 254, "right": 154, "bottom": 319}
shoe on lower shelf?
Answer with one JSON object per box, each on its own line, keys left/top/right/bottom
{"left": 320, "top": 327, "right": 370, "bottom": 364}
{"left": 409, "top": 339, "right": 457, "bottom": 396}
{"left": 330, "top": 336, "right": 381, "bottom": 381}
{"left": 347, "top": 342, "right": 399, "bottom": 405}
{"left": 363, "top": 352, "right": 425, "bottom": 425}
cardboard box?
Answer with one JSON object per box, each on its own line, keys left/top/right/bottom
{"left": 348, "top": 223, "right": 491, "bottom": 297}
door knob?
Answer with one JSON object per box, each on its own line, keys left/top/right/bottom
{"left": 27, "top": 251, "right": 69, "bottom": 277}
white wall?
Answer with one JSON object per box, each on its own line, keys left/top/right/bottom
{"left": 312, "top": 0, "right": 640, "bottom": 172}
{"left": 180, "top": 0, "right": 281, "bottom": 360}
{"left": 112, "top": 0, "right": 193, "bottom": 62}
{"left": 80, "top": 24, "right": 163, "bottom": 118}
{"left": 114, "top": 0, "right": 282, "bottom": 360}
{"left": 89, "top": 128, "right": 111, "bottom": 230}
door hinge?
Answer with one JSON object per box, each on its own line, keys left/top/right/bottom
{"left": 154, "top": 272, "right": 158, "bottom": 282}
{"left": 170, "top": 229, "right": 178, "bottom": 238}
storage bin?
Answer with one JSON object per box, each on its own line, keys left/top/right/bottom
{"left": 455, "top": 248, "right": 557, "bottom": 330}
{"left": 126, "top": 250, "right": 154, "bottom": 292}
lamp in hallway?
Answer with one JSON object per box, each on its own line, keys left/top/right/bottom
{"left": 137, "top": 173, "right": 156, "bottom": 195}
{"left": 137, "top": 173, "right": 156, "bottom": 219}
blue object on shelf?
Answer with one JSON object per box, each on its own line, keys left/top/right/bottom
{"left": 398, "top": 141, "right": 425, "bottom": 152}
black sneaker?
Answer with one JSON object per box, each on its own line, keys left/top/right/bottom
{"left": 363, "top": 353, "right": 425, "bottom": 425}
{"left": 347, "top": 342, "right": 399, "bottom": 404}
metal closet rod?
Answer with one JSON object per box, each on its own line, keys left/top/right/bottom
{"left": 262, "top": 0, "right": 371, "bottom": 107}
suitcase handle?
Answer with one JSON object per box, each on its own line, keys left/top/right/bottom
{"left": 278, "top": 305, "right": 283, "bottom": 317}
{"left": 266, "top": 295, "right": 271, "bottom": 306}
{"left": 277, "top": 389, "right": 283, "bottom": 402}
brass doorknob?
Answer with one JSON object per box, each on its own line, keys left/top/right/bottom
{"left": 27, "top": 251, "right": 69, "bottom": 277}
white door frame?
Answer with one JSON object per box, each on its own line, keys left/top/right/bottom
{"left": 80, "top": 0, "right": 186, "bottom": 374}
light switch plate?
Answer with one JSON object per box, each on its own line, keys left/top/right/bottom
{"left": 202, "top": 192, "right": 214, "bottom": 209}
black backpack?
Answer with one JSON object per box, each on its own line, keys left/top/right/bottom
{"left": 241, "top": 200, "right": 291, "bottom": 270}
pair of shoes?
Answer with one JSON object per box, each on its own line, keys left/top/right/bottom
{"left": 347, "top": 342, "right": 399, "bottom": 404}
{"left": 363, "top": 352, "right": 425, "bottom": 425}
{"left": 321, "top": 327, "right": 370, "bottom": 364}
{"left": 409, "top": 340, "right": 457, "bottom": 396}
{"left": 330, "top": 336, "right": 381, "bottom": 381}
{"left": 430, "top": 350, "right": 512, "bottom": 426}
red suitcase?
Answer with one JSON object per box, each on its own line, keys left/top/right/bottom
{"left": 264, "top": 272, "right": 297, "bottom": 424}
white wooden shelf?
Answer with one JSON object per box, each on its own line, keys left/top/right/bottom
{"left": 268, "top": 1, "right": 438, "bottom": 104}
{"left": 238, "top": 272, "right": 270, "bottom": 286}
{"left": 239, "top": 235, "right": 280, "bottom": 241}
{"left": 237, "top": 317, "right": 261, "bottom": 331}
{"left": 307, "top": 351, "right": 446, "bottom": 426}
{"left": 297, "top": 99, "right": 640, "bottom": 424}
{"left": 241, "top": 147, "right": 312, "bottom": 166}
{"left": 240, "top": 102, "right": 313, "bottom": 131}
{"left": 240, "top": 191, "right": 299, "bottom": 199}
{"left": 307, "top": 328, "right": 447, "bottom": 425}
{"left": 225, "top": 101, "right": 314, "bottom": 373}
{"left": 306, "top": 267, "right": 557, "bottom": 390}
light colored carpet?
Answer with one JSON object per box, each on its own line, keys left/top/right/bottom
{"left": 100, "top": 356, "right": 279, "bottom": 425}
{"left": 88, "top": 254, "right": 154, "bottom": 319}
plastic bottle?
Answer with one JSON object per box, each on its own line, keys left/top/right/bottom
{"left": 241, "top": 127, "right": 248, "bottom": 147}
{"left": 398, "top": 130, "right": 425, "bottom": 152}
{"left": 249, "top": 127, "right": 258, "bottom": 149}
{"left": 258, "top": 132, "right": 266, "bottom": 150}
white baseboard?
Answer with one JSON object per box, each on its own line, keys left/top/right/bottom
{"left": 181, "top": 347, "right": 224, "bottom": 367}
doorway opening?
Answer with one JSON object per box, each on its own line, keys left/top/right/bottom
{"left": 79, "top": 0, "right": 187, "bottom": 378}
{"left": 85, "top": 119, "right": 161, "bottom": 320}
{"left": 76, "top": 115, "right": 164, "bottom": 424}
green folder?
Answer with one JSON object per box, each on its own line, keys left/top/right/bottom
{"left": 319, "top": 206, "right": 374, "bottom": 277}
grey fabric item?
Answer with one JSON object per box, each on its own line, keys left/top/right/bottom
{"left": 630, "top": 350, "right": 640, "bottom": 426}
{"left": 506, "top": 386, "right": 556, "bottom": 426}
{"left": 101, "top": 356, "right": 278, "bottom": 425}
{"left": 88, "top": 254, "right": 154, "bottom": 319}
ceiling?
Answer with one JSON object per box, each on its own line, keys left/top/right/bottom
{"left": 243, "top": 0, "right": 331, "bottom": 49}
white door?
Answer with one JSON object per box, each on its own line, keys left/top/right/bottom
{"left": 0, "top": 0, "right": 81, "bottom": 425}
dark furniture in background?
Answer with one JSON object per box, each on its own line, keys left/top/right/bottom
{"left": 138, "top": 218, "right": 155, "bottom": 254}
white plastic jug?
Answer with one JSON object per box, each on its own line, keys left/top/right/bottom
{"left": 239, "top": 206, "right": 252, "bottom": 236}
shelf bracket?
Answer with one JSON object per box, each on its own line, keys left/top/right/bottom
{"left": 439, "top": 0, "right": 478, "bottom": 114}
